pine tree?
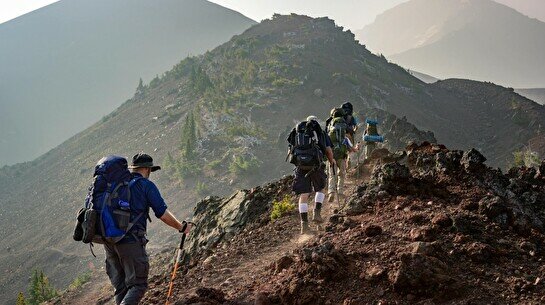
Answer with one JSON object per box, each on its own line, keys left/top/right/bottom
{"left": 28, "top": 269, "right": 58, "bottom": 305}
{"left": 163, "top": 152, "right": 175, "bottom": 171}
{"left": 135, "top": 77, "right": 145, "bottom": 95}
{"left": 16, "top": 292, "right": 27, "bottom": 305}
{"left": 180, "top": 112, "right": 197, "bottom": 160}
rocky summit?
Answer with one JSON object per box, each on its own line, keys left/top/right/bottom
{"left": 53, "top": 142, "right": 542, "bottom": 305}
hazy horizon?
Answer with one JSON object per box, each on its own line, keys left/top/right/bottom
{"left": 3, "top": 0, "right": 545, "bottom": 29}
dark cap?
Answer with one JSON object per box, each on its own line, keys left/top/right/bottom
{"left": 129, "top": 153, "right": 161, "bottom": 172}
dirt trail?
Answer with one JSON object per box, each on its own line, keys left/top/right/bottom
{"left": 190, "top": 163, "right": 368, "bottom": 300}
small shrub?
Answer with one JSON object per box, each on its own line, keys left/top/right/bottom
{"left": 228, "top": 155, "right": 261, "bottom": 175}
{"left": 175, "top": 160, "right": 201, "bottom": 179}
{"left": 69, "top": 271, "right": 92, "bottom": 290}
{"left": 513, "top": 149, "right": 541, "bottom": 167}
{"left": 272, "top": 77, "right": 299, "bottom": 87}
{"left": 271, "top": 195, "right": 296, "bottom": 220}
{"left": 207, "top": 159, "right": 222, "bottom": 170}
{"left": 196, "top": 181, "right": 209, "bottom": 196}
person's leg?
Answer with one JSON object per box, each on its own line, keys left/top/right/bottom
{"left": 337, "top": 159, "right": 347, "bottom": 198}
{"left": 312, "top": 191, "right": 325, "bottom": 222}
{"left": 346, "top": 133, "right": 355, "bottom": 168}
{"left": 365, "top": 143, "right": 376, "bottom": 160}
{"left": 312, "top": 166, "right": 328, "bottom": 222}
{"left": 298, "top": 193, "right": 310, "bottom": 233}
{"left": 293, "top": 167, "right": 312, "bottom": 234}
{"left": 327, "top": 160, "right": 337, "bottom": 202}
{"left": 104, "top": 244, "right": 128, "bottom": 305}
{"left": 117, "top": 242, "right": 149, "bottom": 305}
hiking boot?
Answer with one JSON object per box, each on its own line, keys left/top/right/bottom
{"left": 312, "top": 208, "right": 323, "bottom": 223}
{"left": 328, "top": 193, "right": 335, "bottom": 203}
{"left": 300, "top": 221, "right": 310, "bottom": 234}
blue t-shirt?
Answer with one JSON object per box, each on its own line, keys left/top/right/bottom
{"left": 122, "top": 173, "right": 168, "bottom": 242}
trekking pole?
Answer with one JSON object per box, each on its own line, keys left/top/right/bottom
{"left": 165, "top": 221, "right": 193, "bottom": 305}
{"left": 356, "top": 141, "right": 361, "bottom": 182}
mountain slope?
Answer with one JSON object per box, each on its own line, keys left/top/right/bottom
{"left": 1, "top": 14, "right": 544, "bottom": 303}
{"left": 494, "top": 0, "right": 545, "bottom": 22}
{"left": 0, "top": 0, "right": 255, "bottom": 166}
{"left": 357, "top": 0, "right": 545, "bottom": 88}
{"left": 516, "top": 88, "right": 545, "bottom": 105}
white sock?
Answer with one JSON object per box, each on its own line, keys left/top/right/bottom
{"left": 315, "top": 192, "right": 325, "bottom": 204}
{"left": 298, "top": 203, "right": 309, "bottom": 213}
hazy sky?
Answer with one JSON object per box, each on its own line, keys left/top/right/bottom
{"left": 208, "top": 0, "right": 408, "bottom": 29}
{"left": 0, "top": 0, "right": 58, "bottom": 24}
{"left": 2, "top": 0, "right": 543, "bottom": 29}
{"left": 0, "top": 0, "right": 407, "bottom": 29}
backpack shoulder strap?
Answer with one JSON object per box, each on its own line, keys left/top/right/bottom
{"left": 128, "top": 177, "right": 152, "bottom": 222}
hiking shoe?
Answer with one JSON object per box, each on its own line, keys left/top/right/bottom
{"left": 312, "top": 209, "right": 323, "bottom": 223}
{"left": 328, "top": 193, "right": 335, "bottom": 203}
{"left": 300, "top": 221, "right": 310, "bottom": 234}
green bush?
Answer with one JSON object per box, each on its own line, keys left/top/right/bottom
{"left": 196, "top": 181, "right": 209, "bottom": 196}
{"left": 513, "top": 149, "right": 541, "bottom": 167}
{"left": 69, "top": 271, "right": 92, "bottom": 290}
{"left": 207, "top": 159, "right": 222, "bottom": 170}
{"left": 271, "top": 195, "right": 296, "bottom": 220}
{"left": 228, "top": 155, "right": 261, "bottom": 175}
{"left": 16, "top": 292, "right": 27, "bottom": 305}
{"left": 175, "top": 160, "right": 201, "bottom": 179}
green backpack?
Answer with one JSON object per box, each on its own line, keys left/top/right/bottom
{"left": 328, "top": 117, "right": 348, "bottom": 159}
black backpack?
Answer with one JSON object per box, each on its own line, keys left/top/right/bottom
{"left": 290, "top": 121, "right": 324, "bottom": 170}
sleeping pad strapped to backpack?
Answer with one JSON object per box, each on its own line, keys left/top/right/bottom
{"left": 290, "top": 121, "right": 324, "bottom": 170}
{"left": 73, "top": 156, "right": 145, "bottom": 245}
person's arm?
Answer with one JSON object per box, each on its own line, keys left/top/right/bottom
{"left": 326, "top": 147, "right": 335, "bottom": 164}
{"left": 145, "top": 181, "right": 189, "bottom": 233}
{"left": 160, "top": 210, "right": 186, "bottom": 232}
{"left": 345, "top": 137, "right": 359, "bottom": 152}
{"left": 323, "top": 133, "right": 336, "bottom": 165}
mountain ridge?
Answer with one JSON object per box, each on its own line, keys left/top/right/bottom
{"left": 0, "top": 0, "right": 256, "bottom": 166}
{"left": 357, "top": 0, "right": 545, "bottom": 88}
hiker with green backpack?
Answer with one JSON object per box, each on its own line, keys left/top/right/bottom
{"left": 326, "top": 108, "right": 359, "bottom": 203}
{"left": 73, "top": 153, "right": 191, "bottom": 305}
{"left": 326, "top": 102, "right": 359, "bottom": 168}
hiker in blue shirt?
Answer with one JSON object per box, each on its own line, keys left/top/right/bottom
{"left": 104, "top": 153, "right": 190, "bottom": 305}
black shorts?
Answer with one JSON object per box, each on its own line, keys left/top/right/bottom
{"left": 292, "top": 165, "right": 327, "bottom": 194}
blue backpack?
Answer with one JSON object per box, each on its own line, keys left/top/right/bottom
{"left": 74, "top": 156, "right": 145, "bottom": 248}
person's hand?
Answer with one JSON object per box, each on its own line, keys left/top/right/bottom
{"left": 330, "top": 159, "right": 337, "bottom": 167}
{"left": 178, "top": 221, "right": 193, "bottom": 234}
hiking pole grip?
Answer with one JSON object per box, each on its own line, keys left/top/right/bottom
{"left": 178, "top": 221, "right": 188, "bottom": 249}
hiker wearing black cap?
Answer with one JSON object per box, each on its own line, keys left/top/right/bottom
{"left": 287, "top": 116, "right": 335, "bottom": 234}
{"left": 104, "top": 153, "right": 189, "bottom": 305}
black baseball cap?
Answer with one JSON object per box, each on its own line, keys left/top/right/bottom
{"left": 129, "top": 153, "right": 161, "bottom": 172}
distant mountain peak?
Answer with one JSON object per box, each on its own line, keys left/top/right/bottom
{"left": 357, "top": 0, "right": 545, "bottom": 88}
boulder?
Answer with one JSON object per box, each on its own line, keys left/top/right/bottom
{"left": 461, "top": 148, "right": 486, "bottom": 172}
{"left": 391, "top": 253, "right": 461, "bottom": 299}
